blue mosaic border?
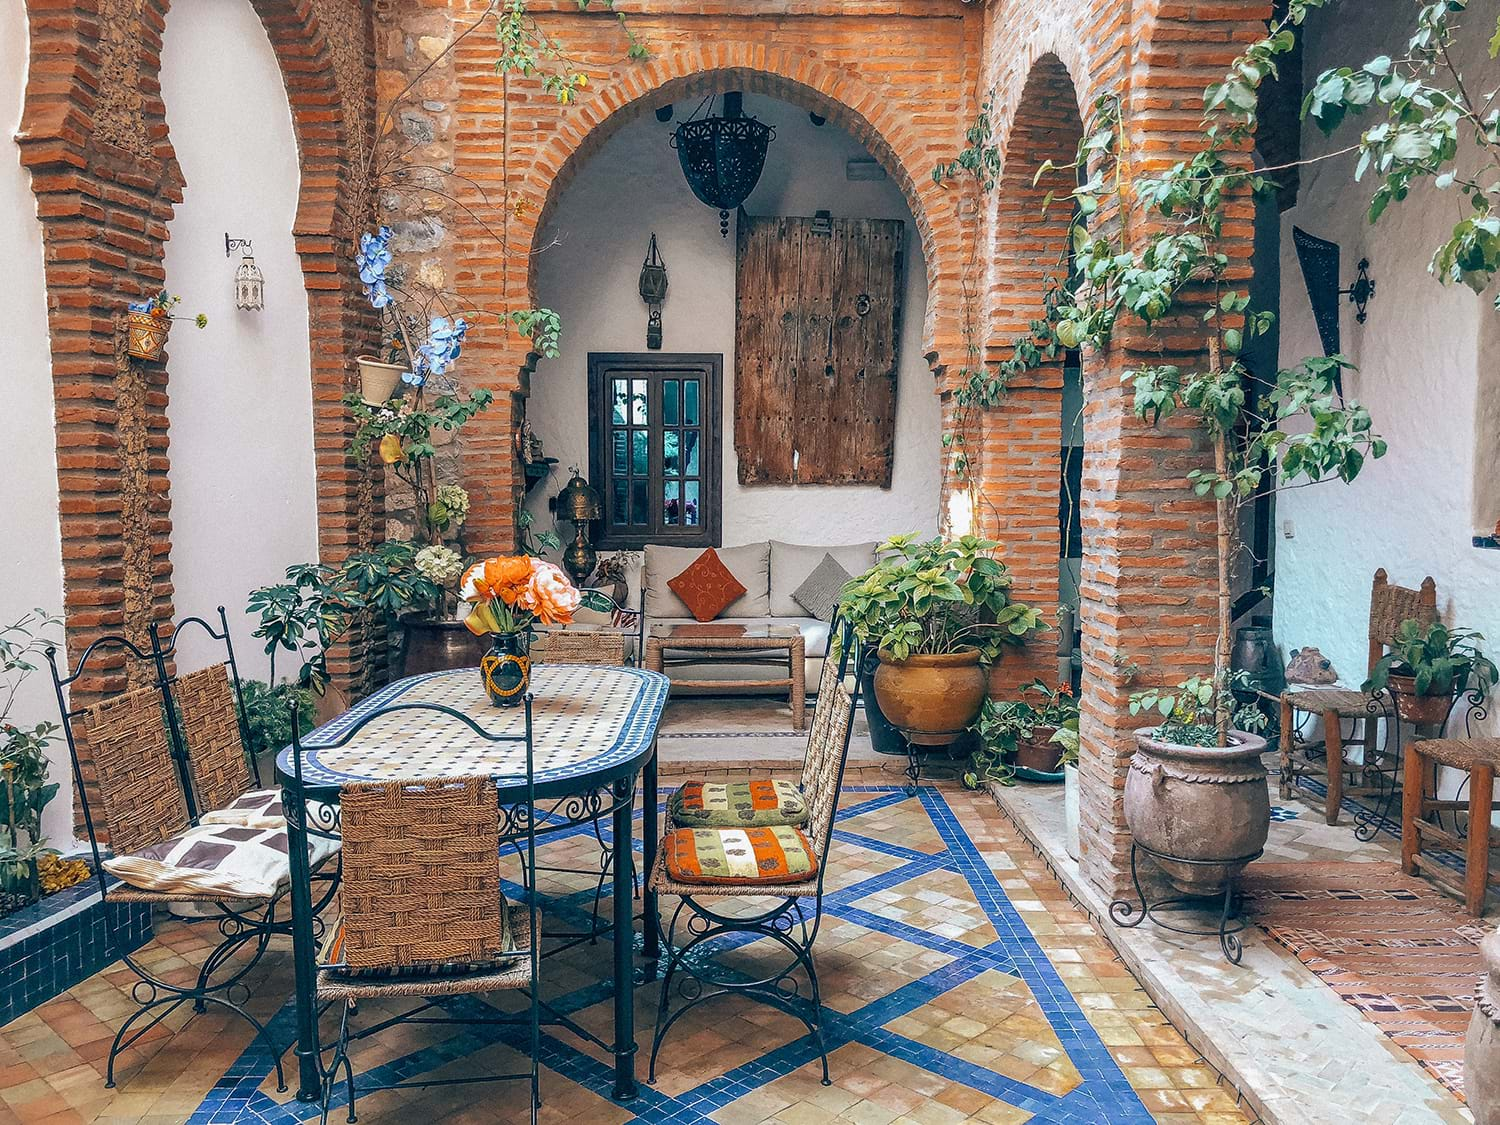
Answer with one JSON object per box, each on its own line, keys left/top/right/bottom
{"left": 185, "top": 786, "right": 1155, "bottom": 1124}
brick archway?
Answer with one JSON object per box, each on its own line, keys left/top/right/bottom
{"left": 513, "top": 49, "right": 964, "bottom": 384}
{"left": 18, "top": 0, "right": 378, "bottom": 830}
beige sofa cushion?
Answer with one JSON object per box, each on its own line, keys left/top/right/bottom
{"left": 644, "top": 543, "right": 770, "bottom": 619}
{"left": 768, "top": 541, "right": 878, "bottom": 618}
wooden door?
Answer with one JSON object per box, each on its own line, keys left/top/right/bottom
{"left": 734, "top": 215, "right": 903, "bottom": 487}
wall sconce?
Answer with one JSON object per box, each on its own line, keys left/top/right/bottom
{"left": 226, "top": 234, "right": 264, "bottom": 311}
{"left": 638, "top": 233, "right": 668, "bottom": 350}
{"left": 1292, "top": 226, "right": 1375, "bottom": 360}
{"left": 556, "top": 472, "right": 603, "bottom": 586}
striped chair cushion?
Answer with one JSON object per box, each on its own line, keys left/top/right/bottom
{"left": 662, "top": 825, "right": 819, "bottom": 886}
{"left": 668, "top": 779, "right": 808, "bottom": 829}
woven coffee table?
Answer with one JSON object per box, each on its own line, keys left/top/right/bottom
{"left": 643, "top": 623, "right": 806, "bottom": 730}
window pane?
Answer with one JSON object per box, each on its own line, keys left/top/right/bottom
{"left": 663, "top": 380, "right": 679, "bottom": 426}
{"left": 631, "top": 379, "right": 648, "bottom": 425}
{"left": 684, "top": 430, "right": 699, "bottom": 476}
{"left": 631, "top": 430, "right": 648, "bottom": 476}
{"left": 663, "top": 430, "right": 680, "bottom": 476}
{"left": 631, "top": 479, "right": 648, "bottom": 526}
{"left": 612, "top": 479, "right": 628, "bottom": 526}
{"left": 612, "top": 379, "right": 628, "bottom": 425}
{"left": 663, "top": 481, "right": 680, "bottom": 525}
{"left": 684, "top": 480, "right": 700, "bottom": 526}
{"left": 612, "top": 430, "right": 627, "bottom": 475}
{"left": 684, "top": 379, "right": 699, "bottom": 425}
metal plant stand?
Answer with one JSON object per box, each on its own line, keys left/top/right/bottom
{"left": 1109, "top": 843, "right": 1264, "bottom": 965}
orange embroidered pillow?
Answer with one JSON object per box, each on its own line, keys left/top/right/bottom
{"left": 662, "top": 826, "right": 819, "bottom": 886}
{"left": 667, "top": 549, "right": 746, "bottom": 622}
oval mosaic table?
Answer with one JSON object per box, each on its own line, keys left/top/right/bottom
{"left": 275, "top": 663, "right": 671, "bottom": 1105}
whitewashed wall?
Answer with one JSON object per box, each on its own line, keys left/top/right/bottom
{"left": 0, "top": 0, "right": 72, "bottom": 843}
{"left": 1274, "top": 0, "right": 1499, "bottom": 738}
{"left": 162, "top": 0, "right": 318, "bottom": 680}
{"left": 525, "top": 95, "right": 942, "bottom": 550}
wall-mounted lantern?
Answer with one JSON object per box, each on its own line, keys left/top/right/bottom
{"left": 1292, "top": 226, "right": 1375, "bottom": 357}
{"left": 638, "top": 233, "right": 668, "bottom": 350}
{"left": 226, "top": 234, "right": 264, "bottom": 311}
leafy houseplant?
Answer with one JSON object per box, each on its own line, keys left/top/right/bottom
{"left": 839, "top": 535, "right": 1044, "bottom": 747}
{"left": 1364, "top": 619, "right": 1497, "bottom": 725}
{"left": 964, "top": 680, "right": 1079, "bottom": 789}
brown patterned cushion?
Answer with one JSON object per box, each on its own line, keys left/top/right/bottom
{"left": 667, "top": 548, "right": 747, "bottom": 623}
{"left": 668, "top": 780, "right": 808, "bottom": 829}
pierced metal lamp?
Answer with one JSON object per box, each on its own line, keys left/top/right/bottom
{"left": 639, "top": 233, "right": 668, "bottom": 349}
{"left": 670, "top": 91, "right": 775, "bottom": 237}
{"left": 557, "top": 473, "right": 603, "bottom": 587}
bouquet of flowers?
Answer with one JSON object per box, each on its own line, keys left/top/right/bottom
{"left": 460, "top": 556, "right": 581, "bottom": 637}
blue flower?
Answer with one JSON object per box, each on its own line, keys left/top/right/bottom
{"left": 418, "top": 316, "right": 468, "bottom": 379}
{"left": 355, "top": 227, "right": 394, "bottom": 310}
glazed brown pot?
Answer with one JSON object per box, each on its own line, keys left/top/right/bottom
{"left": 1013, "top": 727, "right": 1063, "bottom": 774}
{"left": 402, "top": 619, "right": 485, "bottom": 676}
{"left": 874, "top": 648, "right": 987, "bottom": 747}
{"left": 1467, "top": 930, "right": 1500, "bottom": 1125}
{"left": 1124, "top": 728, "right": 1270, "bottom": 897}
{"left": 1386, "top": 673, "right": 1453, "bottom": 726}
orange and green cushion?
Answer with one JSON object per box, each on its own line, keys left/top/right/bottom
{"left": 662, "top": 825, "right": 819, "bottom": 886}
{"left": 668, "top": 779, "right": 808, "bottom": 829}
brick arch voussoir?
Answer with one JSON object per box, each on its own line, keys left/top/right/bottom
{"left": 522, "top": 47, "right": 959, "bottom": 378}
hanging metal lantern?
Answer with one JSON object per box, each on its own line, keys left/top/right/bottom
{"left": 670, "top": 92, "right": 775, "bottom": 237}
{"left": 638, "top": 233, "right": 668, "bottom": 349}
{"left": 234, "top": 255, "right": 265, "bottom": 311}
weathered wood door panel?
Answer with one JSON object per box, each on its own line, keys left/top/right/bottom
{"left": 735, "top": 215, "right": 903, "bottom": 487}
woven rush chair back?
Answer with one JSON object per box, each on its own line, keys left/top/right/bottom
{"left": 81, "top": 684, "right": 191, "bottom": 857}
{"left": 802, "top": 625, "right": 861, "bottom": 860}
{"left": 172, "top": 665, "right": 254, "bottom": 814}
{"left": 798, "top": 613, "right": 848, "bottom": 793}
{"left": 338, "top": 776, "right": 506, "bottom": 972}
{"left": 1367, "top": 568, "right": 1438, "bottom": 673}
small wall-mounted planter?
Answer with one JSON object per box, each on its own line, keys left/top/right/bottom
{"left": 356, "top": 355, "right": 408, "bottom": 407}
{"left": 0, "top": 878, "right": 153, "bottom": 1025}
{"left": 126, "top": 310, "right": 170, "bottom": 361}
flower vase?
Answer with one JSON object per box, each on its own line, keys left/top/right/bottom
{"left": 480, "top": 632, "right": 530, "bottom": 708}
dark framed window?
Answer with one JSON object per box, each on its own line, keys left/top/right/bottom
{"left": 588, "top": 353, "right": 722, "bottom": 550}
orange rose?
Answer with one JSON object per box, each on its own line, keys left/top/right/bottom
{"left": 461, "top": 555, "right": 534, "bottom": 606}
{"left": 521, "top": 561, "right": 581, "bottom": 626}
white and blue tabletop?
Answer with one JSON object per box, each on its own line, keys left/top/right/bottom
{"left": 276, "top": 664, "right": 670, "bottom": 794}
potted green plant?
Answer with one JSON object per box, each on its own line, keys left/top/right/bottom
{"left": 964, "top": 680, "right": 1079, "bottom": 788}
{"left": 839, "top": 534, "right": 1044, "bottom": 747}
{"left": 1364, "top": 619, "right": 1496, "bottom": 726}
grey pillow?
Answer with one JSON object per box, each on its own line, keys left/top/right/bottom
{"left": 791, "top": 554, "right": 852, "bottom": 623}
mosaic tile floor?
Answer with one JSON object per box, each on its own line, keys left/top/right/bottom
{"left": 0, "top": 786, "right": 1255, "bottom": 1124}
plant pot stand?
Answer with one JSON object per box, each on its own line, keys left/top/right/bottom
{"left": 1108, "top": 842, "right": 1263, "bottom": 965}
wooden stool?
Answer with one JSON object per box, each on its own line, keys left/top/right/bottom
{"left": 1401, "top": 737, "right": 1500, "bottom": 916}
{"left": 1279, "top": 688, "right": 1381, "bottom": 824}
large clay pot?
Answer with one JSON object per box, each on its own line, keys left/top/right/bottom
{"left": 1124, "top": 728, "right": 1270, "bottom": 897}
{"left": 1467, "top": 930, "right": 1500, "bottom": 1125}
{"left": 1387, "top": 674, "right": 1454, "bottom": 726}
{"left": 402, "top": 619, "right": 484, "bottom": 676}
{"left": 873, "top": 648, "right": 986, "bottom": 747}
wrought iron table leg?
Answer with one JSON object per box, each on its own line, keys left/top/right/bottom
{"left": 283, "top": 780, "right": 322, "bottom": 1102}
{"left": 611, "top": 776, "right": 638, "bottom": 1102}
{"left": 641, "top": 741, "right": 660, "bottom": 978}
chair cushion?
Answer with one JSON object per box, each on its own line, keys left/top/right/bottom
{"left": 645, "top": 542, "right": 770, "bottom": 619}
{"left": 103, "top": 822, "right": 338, "bottom": 899}
{"left": 662, "top": 825, "right": 819, "bottom": 885}
{"left": 769, "top": 541, "right": 877, "bottom": 617}
{"left": 198, "top": 788, "right": 339, "bottom": 832}
{"left": 669, "top": 780, "right": 808, "bottom": 829}
{"left": 792, "top": 554, "right": 853, "bottom": 623}
{"left": 668, "top": 549, "right": 748, "bottom": 622}
{"left": 319, "top": 909, "right": 521, "bottom": 981}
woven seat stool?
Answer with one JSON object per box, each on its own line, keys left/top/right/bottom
{"left": 1402, "top": 736, "right": 1500, "bottom": 916}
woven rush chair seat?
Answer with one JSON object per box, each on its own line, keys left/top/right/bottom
{"left": 1414, "top": 737, "right": 1500, "bottom": 773}
{"left": 1403, "top": 734, "right": 1500, "bottom": 915}
{"left": 1283, "top": 687, "right": 1375, "bottom": 717}
{"left": 529, "top": 627, "right": 631, "bottom": 666}
{"left": 317, "top": 906, "right": 535, "bottom": 1001}
{"left": 667, "top": 779, "right": 808, "bottom": 829}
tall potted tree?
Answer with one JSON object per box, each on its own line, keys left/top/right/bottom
{"left": 838, "top": 535, "right": 1044, "bottom": 747}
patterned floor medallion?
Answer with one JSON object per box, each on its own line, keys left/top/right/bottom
{"left": 0, "top": 788, "right": 1251, "bottom": 1124}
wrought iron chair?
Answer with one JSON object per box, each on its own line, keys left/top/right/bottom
{"left": 1279, "top": 568, "right": 1437, "bottom": 831}
{"left": 44, "top": 633, "right": 340, "bottom": 1091}
{"left": 647, "top": 624, "right": 860, "bottom": 1087}
{"left": 283, "top": 698, "right": 543, "bottom": 1125}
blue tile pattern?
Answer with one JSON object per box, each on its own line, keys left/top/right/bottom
{"left": 186, "top": 787, "right": 1155, "bottom": 1123}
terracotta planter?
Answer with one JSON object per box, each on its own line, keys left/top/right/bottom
{"left": 1013, "top": 727, "right": 1062, "bottom": 774}
{"left": 873, "top": 648, "right": 986, "bottom": 747}
{"left": 356, "top": 356, "right": 407, "bottom": 406}
{"left": 126, "top": 310, "right": 169, "bottom": 361}
{"left": 1386, "top": 673, "right": 1453, "bottom": 726}
{"left": 402, "top": 619, "right": 484, "bottom": 676}
{"left": 1466, "top": 930, "right": 1500, "bottom": 1125}
{"left": 1124, "top": 728, "right": 1270, "bottom": 897}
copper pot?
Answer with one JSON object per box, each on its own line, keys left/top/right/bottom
{"left": 873, "top": 648, "right": 987, "bottom": 747}
{"left": 1386, "top": 674, "right": 1453, "bottom": 726}
{"left": 1466, "top": 930, "right": 1500, "bottom": 1125}
{"left": 1124, "top": 728, "right": 1270, "bottom": 896}
{"left": 402, "top": 619, "right": 485, "bottom": 676}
